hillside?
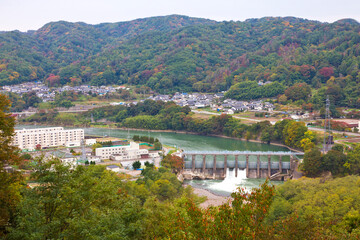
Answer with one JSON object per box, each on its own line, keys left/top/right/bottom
{"left": 0, "top": 15, "right": 215, "bottom": 85}
{"left": 33, "top": 15, "right": 215, "bottom": 64}
{"left": 1, "top": 15, "right": 360, "bottom": 107}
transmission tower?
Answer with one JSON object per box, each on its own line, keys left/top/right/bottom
{"left": 80, "top": 138, "right": 87, "bottom": 162}
{"left": 323, "top": 95, "right": 332, "bottom": 153}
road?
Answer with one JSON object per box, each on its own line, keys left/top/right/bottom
{"left": 12, "top": 109, "right": 89, "bottom": 115}
{"left": 193, "top": 110, "right": 360, "bottom": 137}
{"left": 192, "top": 110, "right": 262, "bottom": 122}
{"left": 308, "top": 126, "right": 360, "bottom": 136}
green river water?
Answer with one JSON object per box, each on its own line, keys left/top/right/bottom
{"left": 17, "top": 125, "right": 288, "bottom": 196}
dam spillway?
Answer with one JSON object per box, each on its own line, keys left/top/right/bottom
{"left": 182, "top": 151, "right": 302, "bottom": 180}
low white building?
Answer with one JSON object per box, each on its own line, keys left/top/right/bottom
{"left": 87, "top": 156, "right": 101, "bottom": 163}
{"left": 14, "top": 127, "right": 84, "bottom": 150}
{"left": 95, "top": 142, "right": 149, "bottom": 160}
{"left": 85, "top": 139, "right": 97, "bottom": 146}
{"left": 106, "top": 165, "right": 121, "bottom": 173}
{"left": 226, "top": 109, "right": 235, "bottom": 115}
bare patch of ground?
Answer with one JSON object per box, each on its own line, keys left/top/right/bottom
{"left": 185, "top": 185, "right": 230, "bottom": 208}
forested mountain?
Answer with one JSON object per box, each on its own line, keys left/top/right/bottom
{"left": 0, "top": 15, "right": 214, "bottom": 85}
{"left": 33, "top": 15, "right": 215, "bottom": 64}
{"left": 1, "top": 15, "right": 360, "bottom": 106}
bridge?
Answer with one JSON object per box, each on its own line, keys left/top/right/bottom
{"left": 182, "top": 150, "right": 304, "bottom": 181}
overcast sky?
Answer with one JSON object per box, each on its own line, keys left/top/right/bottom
{"left": 1, "top": 0, "right": 360, "bottom": 32}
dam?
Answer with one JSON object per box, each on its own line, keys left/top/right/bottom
{"left": 182, "top": 151, "right": 303, "bottom": 181}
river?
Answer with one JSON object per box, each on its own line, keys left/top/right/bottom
{"left": 16, "top": 125, "right": 287, "bottom": 196}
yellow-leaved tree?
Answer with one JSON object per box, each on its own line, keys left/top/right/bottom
{"left": 0, "top": 94, "right": 22, "bottom": 236}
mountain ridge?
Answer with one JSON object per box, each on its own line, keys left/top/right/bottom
{"left": 0, "top": 15, "right": 360, "bottom": 107}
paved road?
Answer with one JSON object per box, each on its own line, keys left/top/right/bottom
{"left": 308, "top": 126, "right": 360, "bottom": 136}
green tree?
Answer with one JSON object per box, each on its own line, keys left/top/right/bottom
{"left": 345, "top": 144, "right": 360, "bottom": 174}
{"left": 91, "top": 142, "right": 102, "bottom": 154}
{"left": 132, "top": 161, "right": 141, "bottom": 169}
{"left": 7, "top": 93, "right": 26, "bottom": 112}
{"left": 150, "top": 179, "right": 178, "bottom": 201}
{"left": 282, "top": 121, "right": 308, "bottom": 149}
{"left": 268, "top": 176, "right": 360, "bottom": 238}
{"left": 0, "top": 94, "right": 22, "bottom": 236}
{"left": 22, "top": 91, "right": 42, "bottom": 109}
{"left": 132, "top": 135, "right": 140, "bottom": 141}
{"left": 115, "top": 110, "right": 128, "bottom": 122}
{"left": 173, "top": 180, "right": 275, "bottom": 239}
{"left": 332, "top": 144, "right": 344, "bottom": 153}
{"left": 154, "top": 141, "right": 162, "bottom": 150}
{"left": 144, "top": 161, "right": 154, "bottom": 168}
{"left": 261, "top": 126, "right": 274, "bottom": 144}
{"left": 9, "top": 159, "right": 145, "bottom": 239}
{"left": 284, "top": 83, "right": 311, "bottom": 101}
{"left": 322, "top": 149, "right": 347, "bottom": 175}
{"left": 302, "top": 148, "right": 323, "bottom": 177}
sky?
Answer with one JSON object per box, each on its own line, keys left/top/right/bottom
{"left": 1, "top": 0, "right": 360, "bottom": 32}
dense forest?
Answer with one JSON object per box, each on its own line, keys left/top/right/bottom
{"left": 1, "top": 16, "right": 360, "bottom": 107}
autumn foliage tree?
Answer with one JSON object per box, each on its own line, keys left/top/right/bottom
{"left": 45, "top": 74, "right": 61, "bottom": 87}
{"left": 284, "top": 82, "right": 311, "bottom": 101}
{"left": 282, "top": 121, "right": 307, "bottom": 149}
{"left": 161, "top": 154, "right": 184, "bottom": 174}
{"left": 0, "top": 94, "right": 22, "bottom": 236}
{"left": 173, "top": 181, "right": 275, "bottom": 239}
{"left": 319, "top": 67, "right": 334, "bottom": 79}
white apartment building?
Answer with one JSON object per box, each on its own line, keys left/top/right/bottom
{"left": 14, "top": 127, "right": 84, "bottom": 150}
{"left": 96, "top": 142, "right": 149, "bottom": 160}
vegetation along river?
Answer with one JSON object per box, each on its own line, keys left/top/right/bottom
{"left": 17, "top": 125, "right": 288, "bottom": 196}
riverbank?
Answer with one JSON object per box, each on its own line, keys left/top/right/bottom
{"left": 184, "top": 184, "right": 230, "bottom": 208}
{"left": 18, "top": 122, "right": 302, "bottom": 153}
{"left": 17, "top": 123, "right": 287, "bottom": 197}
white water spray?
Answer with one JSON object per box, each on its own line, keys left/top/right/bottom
{"left": 208, "top": 168, "right": 248, "bottom": 193}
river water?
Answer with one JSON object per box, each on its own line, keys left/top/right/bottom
{"left": 16, "top": 125, "right": 287, "bottom": 196}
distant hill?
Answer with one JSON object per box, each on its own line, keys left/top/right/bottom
{"left": 31, "top": 15, "right": 215, "bottom": 64}
{"left": 0, "top": 15, "right": 215, "bottom": 85}
{"left": 333, "top": 18, "right": 360, "bottom": 25}
{"left": 0, "top": 15, "right": 360, "bottom": 107}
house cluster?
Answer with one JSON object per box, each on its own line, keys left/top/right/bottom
{"left": 147, "top": 92, "right": 275, "bottom": 113}
{"left": 59, "top": 85, "right": 117, "bottom": 95}
{"left": 148, "top": 92, "right": 224, "bottom": 109}
{"left": 220, "top": 99, "right": 275, "bottom": 113}
{"left": 2, "top": 82, "right": 277, "bottom": 113}
{"left": 1, "top": 82, "right": 54, "bottom": 102}
{"left": 0, "top": 82, "right": 117, "bottom": 102}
